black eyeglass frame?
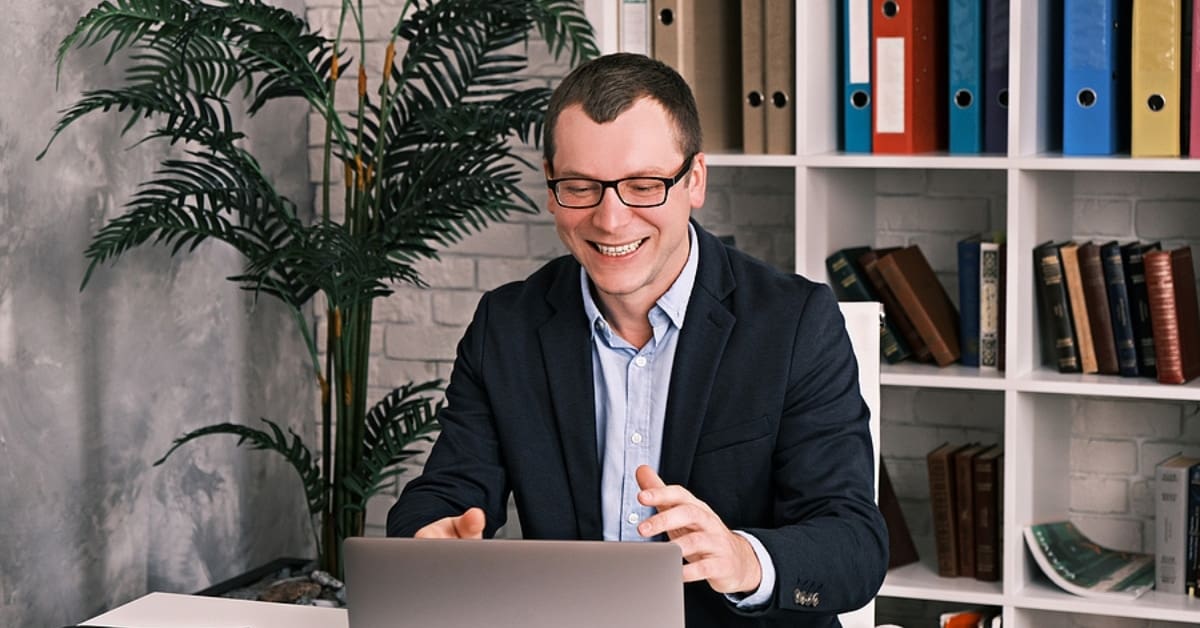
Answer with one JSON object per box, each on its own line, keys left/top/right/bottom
{"left": 545, "top": 154, "right": 695, "bottom": 209}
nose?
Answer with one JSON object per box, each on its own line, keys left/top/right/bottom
{"left": 590, "top": 185, "right": 634, "bottom": 232}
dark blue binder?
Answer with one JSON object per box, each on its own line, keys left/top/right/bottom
{"left": 949, "top": 0, "right": 984, "bottom": 153}
{"left": 982, "top": 0, "right": 1009, "bottom": 153}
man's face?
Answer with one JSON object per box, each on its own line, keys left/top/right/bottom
{"left": 545, "top": 98, "right": 706, "bottom": 309}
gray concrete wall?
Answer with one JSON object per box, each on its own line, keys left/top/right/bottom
{"left": 0, "top": 1, "right": 315, "bottom": 626}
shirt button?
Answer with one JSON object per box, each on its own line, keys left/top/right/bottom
{"left": 627, "top": 513, "right": 640, "bottom": 524}
{"left": 631, "top": 432, "right": 643, "bottom": 444}
{"left": 634, "top": 356, "right": 647, "bottom": 367}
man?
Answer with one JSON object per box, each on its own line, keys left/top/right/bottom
{"left": 388, "top": 53, "right": 887, "bottom": 627}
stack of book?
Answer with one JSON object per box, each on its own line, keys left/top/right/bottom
{"left": 1034, "top": 241, "right": 1200, "bottom": 384}
{"left": 926, "top": 442, "right": 1004, "bottom": 581}
{"left": 826, "top": 242, "right": 1005, "bottom": 370}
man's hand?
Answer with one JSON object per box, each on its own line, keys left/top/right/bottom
{"left": 635, "top": 465, "right": 763, "bottom": 595}
{"left": 414, "top": 507, "right": 486, "bottom": 539}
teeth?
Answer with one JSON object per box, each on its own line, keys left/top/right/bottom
{"left": 596, "top": 239, "right": 643, "bottom": 256}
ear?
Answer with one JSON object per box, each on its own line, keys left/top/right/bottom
{"left": 543, "top": 159, "right": 558, "bottom": 215}
{"left": 687, "top": 152, "right": 707, "bottom": 209}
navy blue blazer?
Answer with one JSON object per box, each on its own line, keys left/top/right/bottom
{"left": 388, "top": 223, "right": 888, "bottom": 627}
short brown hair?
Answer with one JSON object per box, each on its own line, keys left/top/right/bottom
{"left": 542, "top": 53, "right": 701, "bottom": 170}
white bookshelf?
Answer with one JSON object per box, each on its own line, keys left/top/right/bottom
{"left": 584, "top": 1, "right": 1200, "bottom": 626}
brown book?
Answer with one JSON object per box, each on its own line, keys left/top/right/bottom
{"left": 1059, "top": 242, "right": 1099, "bottom": 373}
{"left": 1144, "top": 247, "right": 1200, "bottom": 384}
{"left": 877, "top": 246, "right": 961, "bottom": 366}
{"left": 879, "top": 459, "right": 919, "bottom": 569}
{"left": 1079, "top": 242, "right": 1120, "bottom": 374}
{"left": 954, "top": 443, "right": 992, "bottom": 577}
{"left": 927, "top": 442, "right": 971, "bottom": 577}
{"left": 973, "top": 447, "right": 1003, "bottom": 582}
{"left": 860, "top": 248, "right": 934, "bottom": 363}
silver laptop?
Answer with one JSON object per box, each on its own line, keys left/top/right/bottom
{"left": 344, "top": 537, "right": 685, "bottom": 628}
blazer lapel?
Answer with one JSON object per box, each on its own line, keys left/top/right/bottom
{"left": 660, "top": 226, "right": 736, "bottom": 489}
{"left": 538, "top": 265, "right": 604, "bottom": 540}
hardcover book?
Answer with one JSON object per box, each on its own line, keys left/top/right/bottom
{"left": 1101, "top": 240, "right": 1139, "bottom": 376}
{"left": 1034, "top": 240, "right": 1081, "bottom": 373}
{"left": 958, "top": 235, "right": 983, "bottom": 367}
{"left": 973, "top": 446, "right": 1003, "bottom": 582}
{"left": 954, "top": 443, "right": 993, "bottom": 577}
{"left": 826, "top": 247, "right": 912, "bottom": 364}
{"left": 879, "top": 459, "right": 920, "bottom": 569}
{"left": 1059, "top": 242, "right": 1099, "bottom": 373}
{"left": 1156, "top": 454, "right": 1200, "bottom": 593}
{"left": 878, "top": 246, "right": 962, "bottom": 366}
{"left": 1121, "top": 241, "right": 1162, "bottom": 378}
{"left": 1144, "top": 247, "right": 1200, "bottom": 384}
{"left": 861, "top": 248, "right": 934, "bottom": 363}
{"left": 928, "top": 442, "right": 972, "bottom": 577}
{"left": 979, "top": 239, "right": 1003, "bottom": 370}
{"left": 1078, "top": 241, "right": 1119, "bottom": 374}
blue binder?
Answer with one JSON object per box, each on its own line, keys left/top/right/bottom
{"left": 949, "top": 0, "right": 984, "bottom": 153}
{"left": 842, "top": 0, "right": 872, "bottom": 152}
{"left": 1063, "top": 0, "right": 1121, "bottom": 154}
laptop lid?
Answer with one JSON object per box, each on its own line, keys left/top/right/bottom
{"left": 343, "top": 537, "right": 684, "bottom": 628}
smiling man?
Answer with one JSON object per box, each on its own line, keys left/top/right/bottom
{"left": 388, "top": 53, "right": 888, "bottom": 627}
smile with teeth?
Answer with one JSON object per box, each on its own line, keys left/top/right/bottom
{"left": 594, "top": 238, "right": 646, "bottom": 257}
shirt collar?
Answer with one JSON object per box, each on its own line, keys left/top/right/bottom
{"left": 580, "top": 222, "right": 699, "bottom": 334}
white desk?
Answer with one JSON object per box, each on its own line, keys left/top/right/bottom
{"left": 80, "top": 592, "right": 348, "bottom": 628}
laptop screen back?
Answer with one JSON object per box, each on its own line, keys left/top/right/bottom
{"left": 344, "top": 537, "right": 684, "bottom": 628}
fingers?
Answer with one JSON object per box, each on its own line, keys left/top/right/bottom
{"left": 635, "top": 464, "right": 666, "bottom": 491}
{"left": 414, "top": 507, "right": 486, "bottom": 539}
{"left": 453, "top": 507, "right": 486, "bottom": 538}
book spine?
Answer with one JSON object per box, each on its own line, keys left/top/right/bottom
{"left": 861, "top": 250, "right": 934, "bottom": 362}
{"left": 1079, "top": 242, "right": 1119, "bottom": 373}
{"left": 928, "top": 445, "right": 960, "bottom": 577}
{"left": 1157, "top": 458, "right": 1194, "bottom": 593}
{"left": 1060, "top": 243, "right": 1099, "bottom": 373}
{"left": 973, "top": 452, "right": 1001, "bottom": 581}
{"left": 1146, "top": 250, "right": 1185, "bottom": 384}
{"left": 959, "top": 238, "right": 982, "bottom": 367}
{"left": 1169, "top": 247, "right": 1200, "bottom": 383}
{"left": 1124, "top": 242, "right": 1160, "bottom": 377}
{"left": 1189, "top": 465, "right": 1200, "bottom": 595}
{"left": 877, "top": 247, "right": 962, "bottom": 366}
{"left": 827, "top": 249, "right": 912, "bottom": 364}
{"left": 1102, "top": 241, "right": 1139, "bottom": 376}
{"left": 980, "top": 242, "right": 1001, "bottom": 369}
{"left": 955, "top": 447, "right": 981, "bottom": 577}
{"left": 1036, "top": 244, "right": 1082, "bottom": 372}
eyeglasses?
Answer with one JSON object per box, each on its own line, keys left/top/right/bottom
{"left": 546, "top": 155, "right": 694, "bottom": 209}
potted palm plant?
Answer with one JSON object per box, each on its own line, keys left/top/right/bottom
{"left": 40, "top": 0, "right": 597, "bottom": 579}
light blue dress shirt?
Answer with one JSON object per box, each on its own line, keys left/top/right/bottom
{"left": 579, "top": 223, "right": 776, "bottom": 608}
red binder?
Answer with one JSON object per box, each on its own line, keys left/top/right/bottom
{"left": 871, "top": 0, "right": 947, "bottom": 153}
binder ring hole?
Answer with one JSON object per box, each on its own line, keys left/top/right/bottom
{"left": 658, "top": 8, "right": 674, "bottom": 25}
{"left": 998, "top": 88, "right": 1009, "bottom": 108}
{"left": 747, "top": 91, "right": 764, "bottom": 108}
{"left": 1147, "top": 94, "right": 1166, "bottom": 112}
{"left": 851, "top": 90, "right": 869, "bottom": 109}
{"left": 954, "top": 89, "right": 974, "bottom": 109}
{"left": 771, "top": 91, "right": 789, "bottom": 108}
{"left": 1076, "top": 89, "right": 1096, "bottom": 109}
{"left": 882, "top": 1, "right": 899, "bottom": 17}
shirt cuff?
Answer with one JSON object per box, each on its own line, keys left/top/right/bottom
{"left": 725, "top": 530, "right": 776, "bottom": 609}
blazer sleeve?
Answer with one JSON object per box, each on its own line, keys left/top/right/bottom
{"left": 741, "top": 284, "right": 889, "bottom": 617}
{"left": 386, "top": 291, "right": 512, "bottom": 538}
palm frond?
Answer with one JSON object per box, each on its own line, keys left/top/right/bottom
{"left": 340, "top": 380, "right": 443, "bottom": 507}
{"left": 154, "top": 418, "right": 327, "bottom": 515}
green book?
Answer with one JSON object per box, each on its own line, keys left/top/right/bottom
{"left": 826, "top": 247, "right": 911, "bottom": 364}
